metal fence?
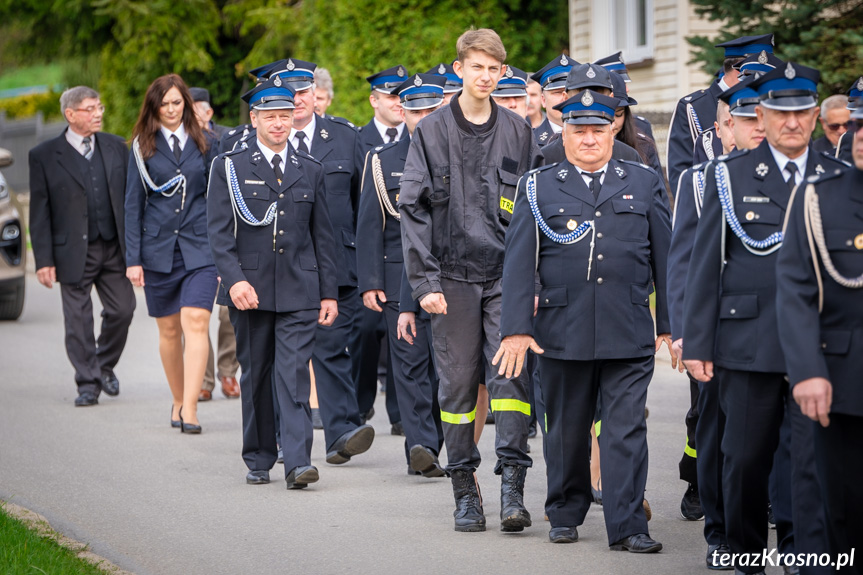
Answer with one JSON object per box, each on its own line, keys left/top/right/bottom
{"left": 0, "top": 112, "right": 67, "bottom": 195}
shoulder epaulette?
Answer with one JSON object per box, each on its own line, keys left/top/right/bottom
{"left": 618, "top": 159, "right": 653, "bottom": 171}
{"left": 807, "top": 168, "right": 846, "bottom": 185}
{"left": 717, "top": 148, "right": 751, "bottom": 163}
{"left": 222, "top": 146, "right": 245, "bottom": 157}
{"left": 818, "top": 150, "right": 851, "bottom": 168}
{"left": 295, "top": 149, "right": 322, "bottom": 165}
{"left": 527, "top": 163, "right": 557, "bottom": 176}
{"left": 328, "top": 116, "right": 357, "bottom": 130}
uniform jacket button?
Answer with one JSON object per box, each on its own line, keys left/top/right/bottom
{"left": 596, "top": 232, "right": 603, "bottom": 239}
{"left": 279, "top": 248, "right": 284, "bottom": 254}
{"left": 279, "top": 211, "right": 285, "bottom": 216}
{"left": 730, "top": 309, "right": 736, "bottom": 315}
{"left": 279, "top": 230, "right": 285, "bottom": 235}
{"left": 173, "top": 229, "right": 178, "bottom": 234}
{"left": 595, "top": 210, "right": 601, "bottom": 217}
{"left": 176, "top": 169, "right": 181, "bottom": 174}
{"left": 175, "top": 209, "right": 180, "bottom": 213}
{"left": 597, "top": 278, "right": 603, "bottom": 284}
{"left": 597, "top": 254, "right": 604, "bottom": 261}
{"left": 279, "top": 193, "right": 285, "bottom": 198}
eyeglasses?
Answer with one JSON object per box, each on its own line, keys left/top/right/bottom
{"left": 75, "top": 104, "right": 106, "bottom": 115}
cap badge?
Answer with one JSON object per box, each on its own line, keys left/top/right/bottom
{"left": 561, "top": 55, "right": 569, "bottom": 66}
{"left": 785, "top": 63, "right": 796, "bottom": 80}
{"left": 557, "top": 168, "right": 568, "bottom": 181}
{"left": 414, "top": 75, "right": 422, "bottom": 87}
{"left": 505, "top": 67, "right": 513, "bottom": 78}
{"left": 287, "top": 59, "right": 295, "bottom": 71}
{"left": 320, "top": 129, "right": 329, "bottom": 140}
{"left": 398, "top": 66, "right": 405, "bottom": 77}
{"left": 273, "top": 75, "right": 282, "bottom": 87}
{"left": 815, "top": 164, "right": 825, "bottom": 174}
{"left": 758, "top": 50, "right": 768, "bottom": 65}
{"left": 858, "top": 77, "right": 863, "bottom": 91}
{"left": 581, "top": 91, "right": 594, "bottom": 106}
{"left": 566, "top": 219, "right": 578, "bottom": 231}
{"left": 755, "top": 163, "right": 769, "bottom": 177}
{"left": 586, "top": 66, "right": 596, "bottom": 79}
{"left": 614, "top": 165, "right": 626, "bottom": 178}
{"left": 438, "top": 64, "right": 446, "bottom": 75}
{"left": 855, "top": 233, "right": 863, "bottom": 250}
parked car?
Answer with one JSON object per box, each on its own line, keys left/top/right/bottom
{"left": 0, "top": 147, "right": 25, "bottom": 320}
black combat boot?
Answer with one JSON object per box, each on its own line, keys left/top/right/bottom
{"left": 500, "top": 464, "right": 531, "bottom": 532}
{"left": 451, "top": 469, "right": 485, "bottom": 532}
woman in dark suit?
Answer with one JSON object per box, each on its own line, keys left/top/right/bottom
{"left": 125, "top": 74, "right": 219, "bottom": 433}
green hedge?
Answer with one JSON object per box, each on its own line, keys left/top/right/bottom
{"left": 0, "top": 91, "right": 63, "bottom": 121}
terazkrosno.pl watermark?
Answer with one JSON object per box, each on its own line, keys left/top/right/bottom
{"left": 712, "top": 548, "right": 856, "bottom": 571}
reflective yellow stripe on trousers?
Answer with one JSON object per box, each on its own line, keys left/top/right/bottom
{"left": 440, "top": 406, "right": 477, "bottom": 425}
{"left": 490, "top": 398, "right": 531, "bottom": 416}
{"left": 684, "top": 436, "right": 697, "bottom": 458}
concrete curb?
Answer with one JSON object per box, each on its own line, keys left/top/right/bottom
{"left": 2, "top": 500, "right": 136, "bottom": 575}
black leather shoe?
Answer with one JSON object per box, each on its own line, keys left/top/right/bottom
{"left": 101, "top": 370, "right": 120, "bottom": 397}
{"left": 286, "top": 465, "right": 319, "bottom": 489}
{"left": 680, "top": 482, "right": 704, "bottom": 520}
{"left": 591, "top": 481, "right": 603, "bottom": 505}
{"left": 409, "top": 445, "right": 446, "bottom": 477}
{"left": 74, "top": 392, "right": 98, "bottom": 407}
{"left": 609, "top": 533, "right": 662, "bottom": 553}
{"left": 311, "top": 408, "right": 323, "bottom": 430}
{"left": 527, "top": 422, "right": 537, "bottom": 438}
{"left": 246, "top": 470, "right": 270, "bottom": 485}
{"left": 359, "top": 406, "right": 375, "bottom": 424}
{"left": 707, "top": 543, "right": 733, "bottom": 570}
{"left": 391, "top": 421, "right": 404, "bottom": 436}
{"left": 171, "top": 405, "right": 181, "bottom": 428}
{"left": 407, "top": 466, "right": 422, "bottom": 476}
{"left": 549, "top": 526, "right": 578, "bottom": 543}
{"left": 325, "top": 424, "right": 375, "bottom": 464}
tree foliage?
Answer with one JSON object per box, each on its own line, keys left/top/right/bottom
{"left": 688, "top": 0, "right": 863, "bottom": 99}
{"left": 0, "top": 0, "right": 568, "bottom": 135}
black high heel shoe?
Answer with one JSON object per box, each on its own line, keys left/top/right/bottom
{"left": 171, "top": 405, "right": 181, "bottom": 429}
{"left": 178, "top": 406, "right": 202, "bottom": 434}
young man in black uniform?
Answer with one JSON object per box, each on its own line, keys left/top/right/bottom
{"left": 207, "top": 77, "right": 338, "bottom": 489}
{"left": 357, "top": 73, "right": 448, "bottom": 478}
{"left": 496, "top": 90, "right": 672, "bottom": 551}
{"left": 399, "top": 28, "right": 543, "bottom": 533}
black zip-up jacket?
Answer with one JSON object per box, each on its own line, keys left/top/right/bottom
{"left": 398, "top": 94, "right": 543, "bottom": 301}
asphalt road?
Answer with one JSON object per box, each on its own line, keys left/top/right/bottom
{"left": 0, "top": 274, "right": 784, "bottom": 575}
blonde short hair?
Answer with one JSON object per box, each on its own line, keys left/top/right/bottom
{"left": 456, "top": 28, "right": 506, "bottom": 64}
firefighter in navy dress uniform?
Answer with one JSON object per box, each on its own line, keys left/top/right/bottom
{"left": 683, "top": 62, "right": 847, "bottom": 575}
{"left": 207, "top": 76, "right": 339, "bottom": 489}
{"left": 495, "top": 90, "right": 672, "bottom": 551}
{"left": 776, "top": 106, "right": 863, "bottom": 575}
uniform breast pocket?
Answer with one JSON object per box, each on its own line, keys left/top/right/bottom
{"left": 612, "top": 199, "right": 649, "bottom": 241}
{"left": 429, "top": 165, "right": 450, "bottom": 206}
{"left": 735, "top": 202, "right": 782, "bottom": 232}
{"left": 542, "top": 203, "right": 583, "bottom": 234}
{"left": 324, "top": 161, "right": 352, "bottom": 195}
{"left": 292, "top": 188, "right": 314, "bottom": 221}
{"left": 716, "top": 293, "right": 759, "bottom": 363}
{"left": 824, "top": 229, "right": 863, "bottom": 274}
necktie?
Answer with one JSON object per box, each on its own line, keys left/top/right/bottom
{"left": 171, "top": 134, "right": 182, "bottom": 162}
{"left": 784, "top": 161, "right": 798, "bottom": 192}
{"left": 385, "top": 127, "right": 398, "bottom": 143}
{"left": 272, "top": 155, "right": 283, "bottom": 185}
{"left": 586, "top": 172, "right": 604, "bottom": 199}
{"left": 295, "top": 132, "right": 309, "bottom": 155}
{"left": 82, "top": 136, "right": 93, "bottom": 160}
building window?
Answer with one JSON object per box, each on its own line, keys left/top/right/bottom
{"left": 592, "top": 0, "right": 654, "bottom": 64}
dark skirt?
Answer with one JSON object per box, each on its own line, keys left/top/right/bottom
{"left": 143, "top": 247, "right": 218, "bottom": 318}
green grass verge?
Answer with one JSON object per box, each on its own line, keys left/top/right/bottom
{"left": 0, "top": 504, "right": 108, "bottom": 574}
{"left": 0, "top": 64, "right": 63, "bottom": 91}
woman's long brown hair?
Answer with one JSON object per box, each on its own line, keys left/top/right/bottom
{"left": 131, "top": 74, "right": 209, "bottom": 160}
